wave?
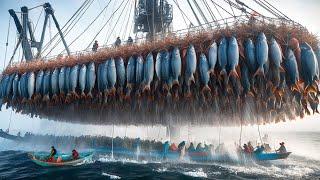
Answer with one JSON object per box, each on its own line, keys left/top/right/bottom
{"left": 101, "top": 172, "right": 121, "bottom": 179}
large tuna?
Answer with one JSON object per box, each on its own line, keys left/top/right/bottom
{"left": 208, "top": 42, "right": 217, "bottom": 76}
{"left": 269, "top": 37, "right": 283, "bottom": 88}
{"left": 6, "top": 74, "right": 15, "bottom": 98}
{"left": 42, "top": 70, "right": 51, "bottom": 101}
{"left": 171, "top": 47, "right": 181, "bottom": 87}
{"left": 300, "top": 42, "right": 317, "bottom": 91}
{"left": 21, "top": 73, "right": 28, "bottom": 99}
{"left": 126, "top": 56, "right": 136, "bottom": 99}
{"left": 244, "top": 38, "right": 256, "bottom": 73}
{"left": 107, "top": 59, "right": 116, "bottom": 95}
{"left": 86, "top": 62, "right": 96, "bottom": 98}
{"left": 115, "top": 57, "right": 126, "bottom": 92}
{"left": 58, "top": 67, "right": 66, "bottom": 95}
{"left": 160, "top": 50, "right": 170, "bottom": 90}
{"left": 51, "top": 68, "right": 59, "bottom": 101}
{"left": 27, "top": 72, "right": 35, "bottom": 100}
{"left": 254, "top": 32, "right": 268, "bottom": 77}
{"left": 143, "top": 53, "right": 154, "bottom": 92}
{"left": 135, "top": 55, "right": 144, "bottom": 86}
{"left": 240, "top": 61, "right": 251, "bottom": 96}
{"left": 185, "top": 44, "right": 197, "bottom": 86}
{"left": 289, "top": 38, "right": 301, "bottom": 74}
{"left": 98, "top": 61, "right": 108, "bottom": 94}
{"left": 199, "top": 53, "right": 210, "bottom": 93}
{"left": 12, "top": 74, "right": 19, "bottom": 100}
{"left": 69, "top": 64, "right": 79, "bottom": 99}
{"left": 35, "top": 70, "right": 44, "bottom": 96}
{"left": 284, "top": 49, "right": 299, "bottom": 92}
{"left": 218, "top": 37, "right": 228, "bottom": 76}
{"left": 227, "top": 36, "right": 239, "bottom": 78}
{"left": 64, "top": 67, "right": 71, "bottom": 93}
{"left": 79, "top": 64, "right": 87, "bottom": 98}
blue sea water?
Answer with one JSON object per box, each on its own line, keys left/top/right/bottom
{"left": 0, "top": 131, "right": 320, "bottom": 179}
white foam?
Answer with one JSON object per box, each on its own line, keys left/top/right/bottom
{"left": 182, "top": 168, "right": 208, "bottom": 178}
{"left": 102, "top": 172, "right": 121, "bottom": 179}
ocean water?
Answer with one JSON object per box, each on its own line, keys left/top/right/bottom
{"left": 0, "top": 131, "right": 319, "bottom": 179}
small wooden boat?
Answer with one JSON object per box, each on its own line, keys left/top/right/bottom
{"left": 254, "top": 152, "right": 291, "bottom": 161}
{"left": 29, "top": 152, "right": 93, "bottom": 167}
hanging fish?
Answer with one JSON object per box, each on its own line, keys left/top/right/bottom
{"left": 185, "top": 44, "right": 197, "bottom": 96}
{"left": 284, "top": 49, "right": 300, "bottom": 93}
{"left": 21, "top": 73, "right": 28, "bottom": 100}
{"left": 254, "top": 32, "right": 268, "bottom": 77}
{"left": 27, "top": 72, "right": 35, "bottom": 100}
{"left": 143, "top": 53, "right": 154, "bottom": 92}
{"left": 35, "top": 70, "right": 44, "bottom": 98}
{"left": 218, "top": 37, "right": 228, "bottom": 77}
{"left": 64, "top": 67, "right": 71, "bottom": 94}
{"left": 208, "top": 42, "right": 217, "bottom": 76}
{"left": 170, "top": 47, "right": 181, "bottom": 87}
{"left": 227, "top": 36, "right": 239, "bottom": 79}
{"left": 126, "top": 56, "right": 136, "bottom": 99}
{"left": 240, "top": 61, "right": 251, "bottom": 97}
{"left": 244, "top": 39, "right": 257, "bottom": 73}
{"left": 12, "top": 74, "right": 19, "bottom": 100}
{"left": 160, "top": 50, "right": 170, "bottom": 92}
{"left": 42, "top": 70, "right": 51, "bottom": 101}
{"left": 58, "top": 67, "right": 66, "bottom": 96}
{"left": 98, "top": 61, "right": 108, "bottom": 95}
{"left": 51, "top": 68, "right": 59, "bottom": 101}
{"left": 199, "top": 53, "right": 211, "bottom": 93}
{"left": 86, "top": 62, "right": 96, "bottom": 98}
{"left": 300, "top": 42, "right": 318, "bottom": 93}
{"left": 79, "top": 64, "right": 87, "bottom": 98}
{"left": 67, "top": 64, "right": 79, "bottom": 100}
{"left": 136, "top": 55, "right": 144, "bottom": 87}
{"left": 107, "top": 58, "right": 116, "bottom": 96}
{"left": 289, "top": 38, "right": 301, "bottom": 74}
{"left": 115, "top": 57, "right": 126, "bottom": 96}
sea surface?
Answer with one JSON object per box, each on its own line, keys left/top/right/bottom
{"left": 0, "top": 131, "right": 319, "bottom": 179}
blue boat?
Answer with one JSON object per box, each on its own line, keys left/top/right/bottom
{"left": 29, "top": 152, "right": 93, "bottom": 167}
{"left": 254, "top": 152, "right": 291, "bottom": 161}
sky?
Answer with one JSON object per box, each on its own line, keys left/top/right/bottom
{"left": 0, "top": 0, "right": 319, "bottom": 137}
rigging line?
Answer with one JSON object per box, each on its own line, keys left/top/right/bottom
{"left": 257, "top": 0, "right": 283, "bottom": 18}
{"left": 4, "top": 16, "right": 11, "bottom": 70}
{"left": 101, "top": 0, "right": 130, "bottom": 46}
{"left": 173, "top": 0, "right": 188, "bottom": 28}
{"left": 192, "top": 0, "right": 210, "bottom": 26}
{"left": 88, "top": 0, "right": 128, "bottom": 49}
{"left": 253, "top": 0, "right": 282, "bottom": 18}
{"left": 226, "top": 0, "right": 236, "bottom": 17}
{"left": 173, "top": 0, "right": 193, "bottom": 27}
{"left": 201, "top": 0, "right": 218, "bottom": 24}
{"left": 209, "top": 0, "right": 232, "bottom": 25}
{"left": 120, "top": 0, "right": 133, "bottom": 39}
{"left": 41, "top": 0, "right": 91, "bottom": 52}
{"left": 262, "top": 0, "right": 293, "bottom": 21}
{"left": 186, "top": 0, "right": 203, "bottom": 28}
{"left": 33, "top": 8, "right": 43, "bottom": 33}
{"left": 121, "top": 0, "right": 133, "bottom": 39}
{"left": 54, "top": 0, "right": 113, "bottom": 56}
{"left": 102, "top": 0, "right": 117, "bottom": 44}
{"left": 43, "top": 0, "right": 95, "bottom": 56}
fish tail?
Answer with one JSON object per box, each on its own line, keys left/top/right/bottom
{"left": 143, "top": 84, "right": 151, "bottom": 93}
{"left": 291, "top": 83, "right": 301, "bottom": 93}
{"left": 253, "top": 67, "right": 264, "bottom": 78}
{"left": 189, "top": 75, "right": 195, "bottom": 85}
{"left": 172, "top": 80, "right": 180, "bottom": 88}
{"left": 229, "top": 69, "right": 239, "bottom": 79}
{"left": 219, "top": 69, "right": 227, "bottom": 77}
{"left": 201, "top": 85, "right": 211, "bottom": 94}
{"left": 80, "top": 92, "right": 86, "bottom": 99}
{"left": 87, "top": 92, "right": 93, "bottom": 99}
{"left": 109, "top": 87, "right": 116, "bottom": 97}
{"left": 304, "top": 84, "right": 318, "bottom": 95}
{"left": 279, "top": 65, "right": 285, "bottom": 73}
{"left": 209, "top": 69, "right": 215, "bottom": 77}
{"left": 163, "top": 83, "right": 169, "bottom": 93}
{"left": 42, "top": 95, "right": 50, "bottom": 102}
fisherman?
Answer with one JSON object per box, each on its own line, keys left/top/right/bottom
{"left": 92, "top": 40, "right": 99, "bottom": 52}
{"left": 115, "top": 37, "right": 121, "bottom": 47}
{"left": 254, "top": 145, "right": 265, "bottom": 154}
{"left": 169, "top": 142, "right": 178, "bottom": 151}
{"left": 243, "top": 144, "right": 250, "bottom": 153}
{"left": 17, "top": 132, "right": 21, "bottom": 137}
{"left": 187, "top": 142, "right": 196, "bottom": 152}
{"left": 276, "top": 142, "right": 287, "bottom": 154}
{"left": 247, "top": 142, "right": 254, "bottom": 153}
{"left": 178, "top": 141, "right": 186, "bottom": 159}
{"left": 127, "top": 36, "right": 133, "bottom": 45}
{"left": 48, "top": 146, "right": 57, "bottom": 162}
{"left": 196, "top": 143, "right": 203, "bottom": 152}
{"left": 72, "top": 149, "right": 79, "bottom": 160}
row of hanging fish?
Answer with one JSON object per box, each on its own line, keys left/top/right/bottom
{"left": 1, "top": 32, "right": 319, "bottom": 125}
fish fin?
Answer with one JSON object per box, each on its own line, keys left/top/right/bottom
{"left": 143, "top": 84, "right": 151, "bottom": 93}
{"left": 253, "top": 67, "right": 264, "bottom": 78}
{"left": 291, "top": 83, "right": 301, "bottom": 93}
{"left": 304, "top": 85, "right": 317, "bottom": 95}
{"left": 279, "top": 65, "right": 285, "bottom": 73}
{"left": 80, "top": 92, "right": 86, "bottom": 99}
{"left": 247, "top": 91, "right": 255, "bottom": 97}
{"left": 219, "top": 69, "right": 227, "bottom": 77}
{"left": 109, "top": 87, "right": 116, "bottom": 96}
{"left": 201, "top": 85, "right": 211, "bottom": 94}
{"left": 229, "top": 69, "right": 239, "bottom": 79}
{"left": 42, "top": 95, "right": 50, "bottom": 102}
{"left": 87, "top": 92, "right": 93, "bottom": 99}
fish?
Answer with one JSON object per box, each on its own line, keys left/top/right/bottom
{"left": 269, "top": 37, "right": 283, "bottom": 70}
{"left": 135, "top": 55, "right": 144, "bottom": 86}
{"left": 199, "top": 53, "right": 211, "bottom": 93}
{"left": 143, "top": 53, "right": 154, "bottom": 92}
{"left": 68, "top": 64, "right": 79, "bottom": 100}
{"left": 170, "top": 47, "right": 181, "bottom": 87}
{"left": 289, "top": 38, "right": 301, "bottom": 74}
{"left": 58, "top": 67, "right": 66, "bottom": 95}
{"left": 185, "top": 44, "right": 197, "bottom": 88}
{"left": 315, "top": 44, "right": 320, "bottom": 80}
{"left": 86, "top": 62, "right": 96, "bottom": 98}
{"left": 12, "top": 74, "right": 19, "bottom": 100}
{"left": 160, "top": 50, "right": 170, "bottom": 91}
{"left": 5, "top": 74, "right": 15, "bottom": 98}
{"left": 79, "top": 64, "right": 87, "bottom": 98}
{"left": 244, "top": 38, "right": 257, "bottom": 73}
{"left": 42, "top": 70, "right": 51, "bottom": 101}
{"left": 64, "top": 67, "right": 71, "bottom": 94}
{"left": 21, "top": 73, "right": 28, "bottom": 100}
{"left": 284, "top": 49, "right": 300, "bottom": 92}
{"left": 300, "top": 42, "right": 317, "bottom": 92}
{"left": 208, "top": 42, "right": 217, "bottom": 76}
{"left": 155, "top": 52, "right": 161, "bottom": 81}
{"left": 218, "top": 37, "right": 228, "bottom": 77}
{"left": 126, "top": 56, "right": 136, "bottom": 99}
{"left": 240, "top": 61, "right": 251, "bottom": 97}
{"left": 254, "top": 32, "right": 268, "bottom": 77}
{"left": 115, "top": 57, "right": 126, "bottom": 93}
{"left": 227, "top": 36, "right": 239, "bottom": 79}
{"left": 35, "top": 70, "right": 44, "bottom": 95}
{"left": 51, "top": 68, "right": 59, "bottom": 101}
{"left": 107, "top": 59, "right": 116, "bottom": 96}
{"left": 98, "top": 61, "right": 108, "bottom": 94}
{"left": 27, "top": 72, "right": 35, "bottom": 100}
{"left": 1, "top": 75, "right": 9, "bottom": 98}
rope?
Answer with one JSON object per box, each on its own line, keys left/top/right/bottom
{"left": 102, "top": 0, "right": 117, "bottom": 44}
{"left": 201, "top": 0, "right": 218, "bottom": 25}
{"left": 7, "top": 110, "right": 13, "bottom": 132}
{"left": 186, "top": 0, "right": 203, "bottom": 27}
{"left": 257, "top": 121, "right": 263, "bottom": 145}
{"left": 4, "top": 16, "right": 11, "bottom": 70}
{"left": 120, "top": 0, "right": 133, "bottom": 40}
{"left": 87, "top": 0, "right": 128, "bottom": 49}
{"left": 173, "top": 0, "right": 192, "bottom": 27}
